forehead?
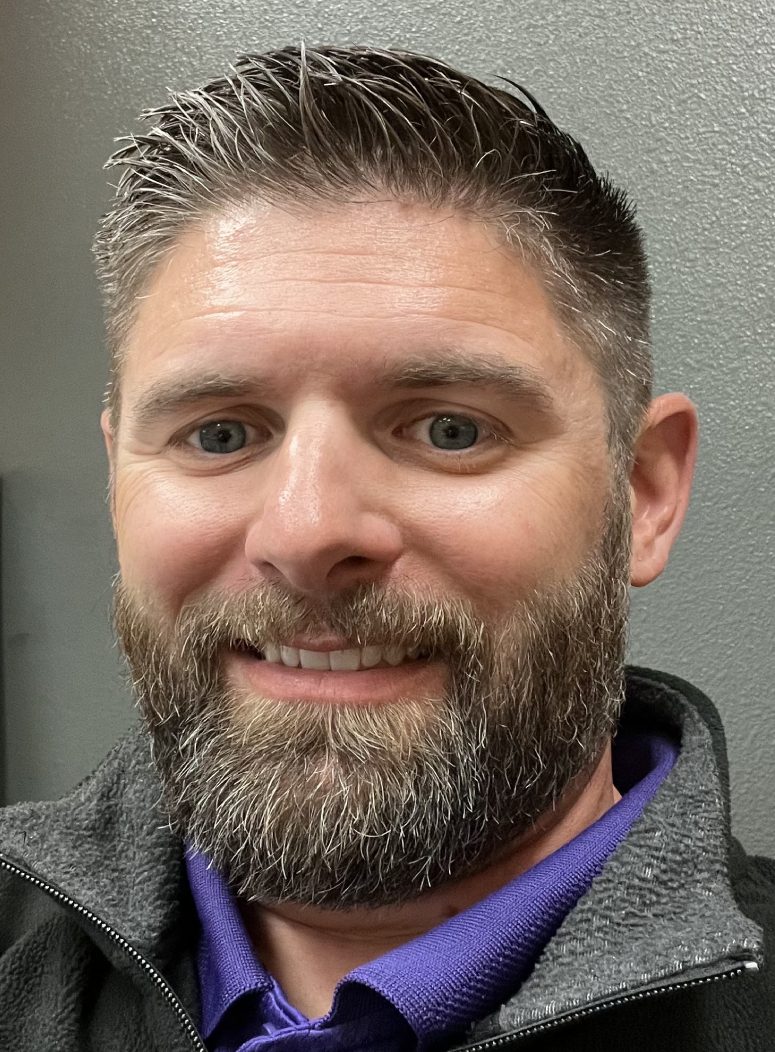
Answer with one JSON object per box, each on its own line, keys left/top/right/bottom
{"left": 121, "top": 198, "right": 590, "bottom": 399}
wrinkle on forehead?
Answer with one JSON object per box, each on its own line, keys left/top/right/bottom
{"left": 122, "top": 199, "right": 599, "bottom": 415}
{"left": 143, "top": 198, "right": 541, "bottom": 310}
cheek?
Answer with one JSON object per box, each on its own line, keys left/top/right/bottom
{"left": 407, "top": 463, "right": 606, "bottom": 609}
{"left": 113, "top": 467, "right": 248, "bottom": 612}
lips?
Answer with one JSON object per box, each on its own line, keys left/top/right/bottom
{"left": 237, "top": 642, "right": 427, "bottom": 672}
{"left": 227, "top": 638, "right": 444, "bottom": 705}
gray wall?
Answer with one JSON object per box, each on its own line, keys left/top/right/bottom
{"left": 2, "top": 0, "right": 773, "bottom": 853}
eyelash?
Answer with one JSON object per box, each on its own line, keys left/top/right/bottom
{"left": 172, "top": 410, "right": 508, "bottom": 459}
{"left": 400, "top": 413, "right": 505, "bottom": 454}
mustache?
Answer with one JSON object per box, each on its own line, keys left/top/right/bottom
{"left": 119, "top": 579, "right": 491, "bottom": 665}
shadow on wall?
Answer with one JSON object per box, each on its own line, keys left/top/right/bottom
{"left": 0, "top": 479, "right": 5, "bottom": 806}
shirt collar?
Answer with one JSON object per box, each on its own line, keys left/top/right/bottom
{"left": 186, "top": 727, "right": 677, "bottom": 1046}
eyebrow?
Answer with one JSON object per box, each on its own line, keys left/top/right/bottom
{"left": 128, "top": 374, "right": 271, "bottom": 431}
{"left": 385, "top": 350, "right": 555, "bottom": 410}
{"left": 126, "top": 349, "right": 556, "bottom": 430}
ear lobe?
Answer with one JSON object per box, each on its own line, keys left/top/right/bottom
{"left": 100, "top": 408, "right": 117, "bottom": 527}
{"left": 100, "top": 408, "right": 114, "bottom": 459}
{"left": 629, "top": 393, "right": 698, "bottom": 587}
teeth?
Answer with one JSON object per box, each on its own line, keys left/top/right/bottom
{"left": 329, "top": 648, "right": 361, "bottom": 671}
{"left": 299, "top": 649, "right": 330, "bottom": 670}
{"left": 360, "top": 645, "right": 382, "bottom": 669}
{"left": 383, "top": 646, "right": 406, "bottom": 666}
{"left": 257, "top": 644, "right": 423, "bottom": 671}
{"left": 279, "top": 645, "right": 300, "bottom": 668}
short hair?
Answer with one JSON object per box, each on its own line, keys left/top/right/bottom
{"left": 94, "top": 44, "right": 652, "bottom": 465}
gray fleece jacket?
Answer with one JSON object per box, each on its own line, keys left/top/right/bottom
{"left": 0, "top": 667, "right": 771, "bottom": 1051}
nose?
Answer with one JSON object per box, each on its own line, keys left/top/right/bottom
{"left": 243, "top": 412, "right": 404, "bottom": 595}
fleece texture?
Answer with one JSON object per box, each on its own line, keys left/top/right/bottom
{"left": 0, "top": 667, "right": 771, "bottom": 1051}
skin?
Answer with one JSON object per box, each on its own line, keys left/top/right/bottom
{"left": 103, "top": 198, "right": 697, "bottom": 1018}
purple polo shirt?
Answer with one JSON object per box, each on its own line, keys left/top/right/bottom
{"left": 187, "top": 728, "right": 677, "bottom": 1051}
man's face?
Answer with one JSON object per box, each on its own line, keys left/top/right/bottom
{"left": 106, "top": 199, "right": 629, "bottom": 907}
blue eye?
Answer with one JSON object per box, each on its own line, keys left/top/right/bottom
{"left": 194, "top": 421, "right": 248, "bottom": 454}
{"left": 427, "top": 415, "right": 479, "bottom": 450}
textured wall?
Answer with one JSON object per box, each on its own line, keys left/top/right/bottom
{"left": 1, "top": 0, "right": 773, "bottom": 853}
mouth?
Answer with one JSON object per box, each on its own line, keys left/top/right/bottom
{"left": 227, "top": 639, "right": 443, "bottom": 705}
{"left": 233, "top": 642, "right": 431, "bottom": 672}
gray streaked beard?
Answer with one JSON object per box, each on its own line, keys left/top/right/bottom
{"left": 114, "top": 493, "right": 631, "bottom": 910}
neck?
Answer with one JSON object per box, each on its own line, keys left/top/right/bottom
{"left": 240, "top": 742, "right": 621, "bottom": 1019}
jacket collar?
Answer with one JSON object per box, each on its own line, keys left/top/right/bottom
{"left": 462, "top": 669, "right": 763, "bottom": 1044}
{"left": 0, "top": 726, "right": 188, "bottom": 969}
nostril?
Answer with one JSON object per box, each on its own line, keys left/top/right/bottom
{"left": 342, "top": 555, "right": 372, "bottom": 569}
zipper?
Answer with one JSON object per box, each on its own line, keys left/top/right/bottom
{"left": 0, "top": 852, "right": 206, "bottom": 1052}
{"left": 453, "top": 958, "right": 760, "bottom": 1051}
{"left": 0, "top": 851, "right": 760, "bottom": 1052}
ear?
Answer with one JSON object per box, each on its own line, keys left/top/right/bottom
{"left": 629, "top": 393, "right": 698, "bottom": 587}
{"left": 100, "top": 408, "right": 117, "bottom": 528}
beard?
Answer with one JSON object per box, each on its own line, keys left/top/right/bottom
{"left": 114, "top": 488, "right": 631, "bottom": 910}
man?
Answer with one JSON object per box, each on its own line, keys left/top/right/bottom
{"left": 0, "top": 44, "right": 771, "bottom": 1051}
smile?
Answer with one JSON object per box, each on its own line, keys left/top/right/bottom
{"left": 228, "top": 642, "right": 443, "bottom": 705}
{"left": 238, "top": 643, "right": 427, "bottom": 672}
